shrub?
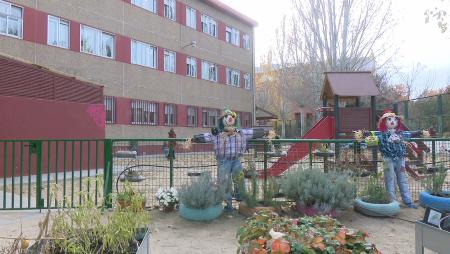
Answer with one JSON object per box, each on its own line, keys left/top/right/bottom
{"left": 422, "top": 164, "right": 448, "bottom": 196}
{"left": 281, "top": 169, "right": 356, "bottom": 213}
{"left": 179, "top": 173, "right": 225, "bottom": 209}
{"left": 361, "top": 174, "right": 391, "bottom": 204}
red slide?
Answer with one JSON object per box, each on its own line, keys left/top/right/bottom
{"left": 265, "top": 116, "right": 336, "bottom": 177}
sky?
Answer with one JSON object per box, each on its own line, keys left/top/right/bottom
{"left": 221, "top": 0, "right": 450, "bottom": 94}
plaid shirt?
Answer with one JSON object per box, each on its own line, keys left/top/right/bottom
{"left": 376, "top": 131, "right": 413, "bottom": 159}
{"left": 195, "top": 129, "right": 256, "bottom": 160}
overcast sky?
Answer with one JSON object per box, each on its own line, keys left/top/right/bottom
{"left": 221, "top": 0, "right": 450, "bottom": 93}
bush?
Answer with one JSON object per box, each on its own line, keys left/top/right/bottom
{"left": 361, "top": 174, "right": 391, "bottom": 204}
{"left": 281, "top": 169, "right": 356, "bottom": 213}
{"left": 179, "top": 173, "right": 225, "bottom": 209}
{"left": 422, "top": 164, "right": 448, "bottom": 196}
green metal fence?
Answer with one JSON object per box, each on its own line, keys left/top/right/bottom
{"left": 0, "top": 138, "right": 449, "bottom": 210}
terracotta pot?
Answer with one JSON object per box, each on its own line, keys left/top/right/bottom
{"left": 238, "top": 202, "right": 275, "bottom": 218}
{"left": 295, "top": 203, "right": 338, "bottom": 218}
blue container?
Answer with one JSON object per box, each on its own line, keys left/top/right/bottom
{"left": 354, "top": 197, "right": 400, "bottom": 217}
{"left": 179, "top": 203, "right": 223, "bottom": 221}
{"left": 419, "top": 191, "right": 450, "bottom": 212}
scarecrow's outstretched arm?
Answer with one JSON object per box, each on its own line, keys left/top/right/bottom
{"left": 240, "top": 128, "right": 269, "bottom": 141}
{"left": 192, "top": 128, "right": 218, "bottom": 143}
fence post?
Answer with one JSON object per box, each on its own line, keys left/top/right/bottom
{"left": 35, "top": 141, "right": 43, "bottom": 210}
{"left": 393, "top": 103, "right": 398, "bottom": 114}
{"left": 431, "top": 140, "right": 436, "bottom": 166}
{"left": 169, "top": 142, "right": 175, "bottom": 188}
{"left": 308, "top": 142, "right": 313, "bottom": 169}
{"left": 103, "top": 139, "right": 113, "bottom": 208}
{"left": 437, "top": 95, "right": 443, "bottom": 135}
{"left": 404, "top": 101, "right": 409, "bottom": 120}
{"left": 263, "top": 141, "right": 268, "bottom": 201}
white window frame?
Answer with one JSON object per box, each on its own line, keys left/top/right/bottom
{"left": 187, "top": 106, "right": 198, "bottom": 127}
{"left": 226, "top": 26, "right": 240, "bottom": 46}
{"left": 47, "top": 15, "right": 70, "bottom": 49}
{"left": 243, "top": 33, "right": 250, "bottom": 49}
{"left": 131, "top": 100, "right": 158, "bottom": 125}
{"left": 202, "top": 109, "right": 218, "bottom": 127}
{"left": 226, "top": 68, "right": 240, "bottom": 87}
{"left": 164, "top": 104, "right": 177, "bottom": 126}
{"left": 0, "top": 0, "right": 23, "bottom": 39}
{"left": 104, "top": 96, "right": 116, "bottom": 124}
{"left": 201, "top": 14, "right": 217, "bottom": 37}
{"left": 164, "top": 50, "right": 176, "bottom": 73}
{"left": 131, "top": 0, "right": 157, "bottom": 13}
{"left": 186, "top": 6, "right": 196, "bottom": 29}
{"left": 164, "top": 0, "right": 176, "bottom": 21}
{"left": 244, "top": 73, "right": 251, "bottom": 90}
{"left": 201, "top": 61, "right": 217, "bottom": 82}
{"left": 186, "top": 56, "right": 197, "bottom": 77}
{"left": 131, "top": 40, "right": 157, "bottom": 69}
{"left": 80, "top": 25, "right": 115, "bottom": 59}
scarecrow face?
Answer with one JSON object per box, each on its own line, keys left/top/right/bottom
{"left": 223, "top": 113, "right": 236, "bottom": 127}
{"left": 386, "top": 116, "right": 398, "bottom": 130}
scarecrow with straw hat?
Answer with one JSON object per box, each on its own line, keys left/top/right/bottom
{"left": 356, "top": 109, "right": 431, "bottom": 208}
{"left": 188, "top": 107, "right": 272, "bottom": 214}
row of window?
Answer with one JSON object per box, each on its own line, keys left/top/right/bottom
{"left": 130, "top": 0, "right": 251, "bottom": 49}
{"left": 104, "top": 97, "right": 252, "bottom": 127}
{"left": 0, "top": 1, "right": 252, "bottom": 89}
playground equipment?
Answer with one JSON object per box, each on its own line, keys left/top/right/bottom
{"left": 265, "top": 71, "right": 433, "bottom": 178}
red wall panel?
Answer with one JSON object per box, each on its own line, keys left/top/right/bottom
{"left": 197, "top": 107, "right": 203, "bottom": 128}
{"left": 176, "top": 1, "right": 186, "bottom": 26}
{"left": 23, "top": 7, "right": 47, "bottom": 44}
{"left": 196, "top": 10, "right": 202, "bottom": 32}
{"left": 116, "top": 35, "right": 131, "bottom": 64}
{"left": 177, "top": 104, "right": 187, "bottom": 127}
{"left": 158, "top": 47, "right": 165, "bottom": 71}
{"left": 159, "top": 103, "right": 165, "bottom": 125}
{"left": 218, "top": 21, "right": 226, "bottom": 41}
{"left": 176, "top": 52, "right": 186, "bottom": 76}
{"left": 196, "top": 58, "right": 202, "bottom": 80}
{"left": 158, "top": 0, "right": 164, "bottom": 17}
{"left": 70, "top": 21, "right": 80, "bottom": 52}
{"left": 0, "top": 95, "right": 105, "bottom": 139}
{"left": 115, "top": 97, "right": 131, "bottom": 124}
{"left": 218, "top": 65, "right": 226, "bottom": 84}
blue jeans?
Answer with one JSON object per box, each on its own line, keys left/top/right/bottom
{"left": 384, "top": 157, "right": 413, "bottom": 205}
{"left": 218, "top": 158, "right": 243, "bottom": 209}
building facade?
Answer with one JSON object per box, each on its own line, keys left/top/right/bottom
{"left": 0, "top": 0, "right": 256, "bottom": 138}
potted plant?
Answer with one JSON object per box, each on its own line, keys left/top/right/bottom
{"left": 281, "top": 169, "right": 356, "bottom": 217}
{"left": 237, "top": 162, "right": 278, "bottom": 217}
{"left": 179, "top": 173, "right": 225, "bottom": 221}
{"left": 116, "top": 182, "right": 146, "bottom": 210}
{"left": 354, "top": 174, "right": 400, "bottom": 217}
{"left": 155, "top": 187, "right": 179, "bottom": 212}
{"left": 236, "top": 211, "right": 380, "bottom": 254}
{"left": 419, "top": 164, "right": 450, "bottom": 212}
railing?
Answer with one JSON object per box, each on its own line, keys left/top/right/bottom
{"left": 0, "top": 138, "right": 449, "bottom": 210}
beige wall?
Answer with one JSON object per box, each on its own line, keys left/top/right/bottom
{"left": 1, "top": 0, "right": 255, "bottom": 138}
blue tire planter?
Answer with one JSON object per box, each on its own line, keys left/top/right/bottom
{"left": 354, "top": 197, "right": 400, "bottom": 217}
{"left": 179, "top": 203, "right": 223, "bottom": 221}
{"left": 419, "top": 191, "right": 450, "bottom": 212}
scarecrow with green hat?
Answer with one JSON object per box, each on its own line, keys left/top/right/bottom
{"left": 190, "top": 107, "right": 270, "bottom": 214}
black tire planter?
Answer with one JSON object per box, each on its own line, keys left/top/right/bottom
{"left": 419, "top": 191, "right": 450, "bottom": 212}
{"left": 354, "top": 197, "right": 400, "bottom": 217}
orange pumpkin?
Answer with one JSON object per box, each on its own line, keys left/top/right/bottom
{"left": 271, "top": 239, "right": 291, "bottom": 253}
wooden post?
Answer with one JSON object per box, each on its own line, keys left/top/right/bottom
{"left": 334, "top": 95, "right": 340, "bottom": 162}
{"left": 355, "top": 97, "right": 360, "bottom": 107}
{"left": 370, "top": 96, "right": 378, "bottom": 171}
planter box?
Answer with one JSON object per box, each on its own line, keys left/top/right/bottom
{"left": 415, "top": 220, "right": 450, "bottom": 254}
{"left": 136, "top": 227, "right": 151, "bottom": 254}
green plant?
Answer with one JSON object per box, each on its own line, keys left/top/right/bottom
{"left": 236, "top": 211, "right": 379, "bottom": 254}
{"left": 422, "top": 164, "right": 448, "bottom": 196}
{"left": 361, "top": 174, "right": 391, "bottom": 204}
{"left": 116, "top": 181, "right": 146, "bottom": 206}
{"left": 179, "top": 172, "right": 225, "bottom": 209}
{"left": 281, "top": 169, "right": 356, "bottom": 213}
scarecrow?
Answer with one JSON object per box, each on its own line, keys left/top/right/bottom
{"left": 357, "top": 110, "right": 430, "bottom": 208}
{"left": 189, "top": 108, "right": 271, "bottom": 213}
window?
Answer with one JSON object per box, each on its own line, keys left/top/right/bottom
{"left": 131, "top": 100, "right": 158, "bottom": 125}
{"left": 201, "top": 14, "right": 217, "bottom": 37}
{"left": 186, "top": 57, "right": 197, "bottom": 77}
{"left": 0, "top": 1, "right": 23, "bottom": 38}
{"left": 244, "top": 73, "right": 251, "bottom": 89}
{"left": 80, "top": 25, "right": 114, "bottom": 58}
{"left": 164, "top": 104, "right": 176, "bottom": 126}
{"left": 226, "top": 68, "right": 240, "bottom": 87}
{"left": 186, "top": 7, "right": 196, "bottom": 29}
{"left": 202, "top": 109, "right": 218, "bottom": 127}
{"left": 131, "top": 40, "right": 157, "bottom": 68}
{"left": 225, "top": 26, "right": 240, "bottom": 46}
{"left": 187, "top": 106, "right": 198, "bottom": 127}
{"left": 243, "top": 33, "right": 250, "bottom": 49}
{"left": 132, "top": 0, "right": 156, "bottom": 13}
{"left": 164, "top": 50, "right": 176, "bottom": 73}
{"left": 104, "top": 96, "right": 116, "bottom": 124}
{"left": 201, "top": 61, "right": 217, "bottom": 82}
{"left": 47, "top": 16, "right": 69, "bottom": 48}
{"left": 164, "top": 0, "right": 176, "bottom": 21}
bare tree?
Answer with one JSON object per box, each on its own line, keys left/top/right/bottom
{"left": 400, "top": 63, "right": 425, "bottom": 100}
{"left": 425, "top": 0, "right": 449, "bottom": 33}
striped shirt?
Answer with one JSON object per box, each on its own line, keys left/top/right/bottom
{"left": 195, "top": 129, "right": 255, "bottom": 160}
